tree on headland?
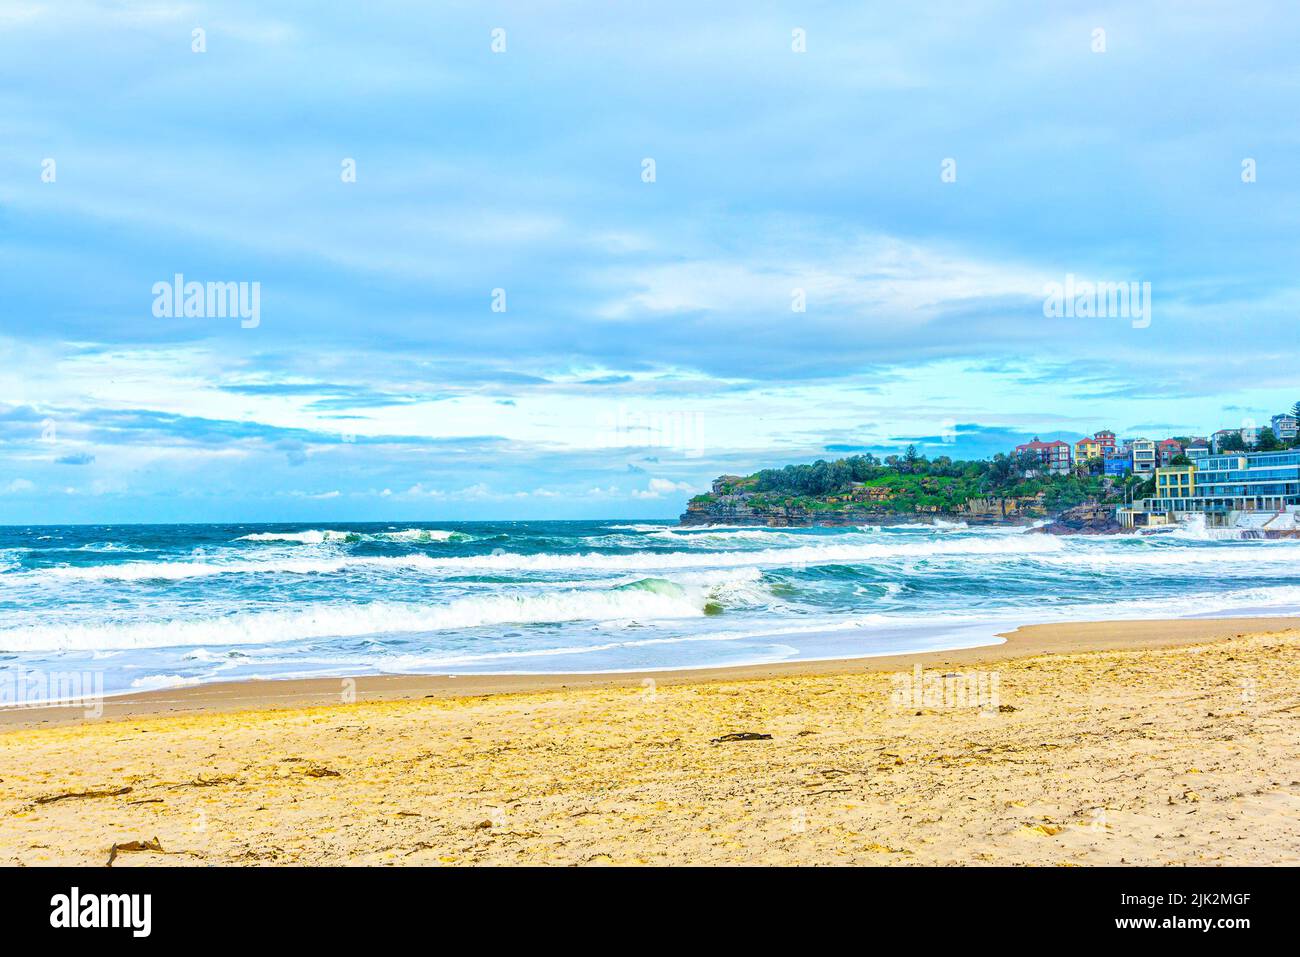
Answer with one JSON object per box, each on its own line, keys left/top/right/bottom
{"left": 1218, "top": 431, "right": 1247, "bottom": 452}
{"left": 1014, "top": 450, "right": 1043, "bottom": 476}
{"left": 1257, "top": 427, "right": 1282, "bottom": 451}
{"left": 744, "top": 448, "right": 1116, "bottom": 509}
{"left": 986, "top": 452, "right": 1013, "bottom": 486}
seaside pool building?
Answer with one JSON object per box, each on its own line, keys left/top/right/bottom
{"left": 1126, "top": 449, "right": 1300, "bottom": 527}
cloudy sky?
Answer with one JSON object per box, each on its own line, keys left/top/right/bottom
{"left": 2, "top": 1, "right": 1298, "bottom": 522}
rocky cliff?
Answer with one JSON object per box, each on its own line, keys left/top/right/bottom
{"left": 680, "top": 489, "right": 1051, "bottom": 527}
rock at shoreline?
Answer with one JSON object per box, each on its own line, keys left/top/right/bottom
{"left": 1030, "top": 502, "right": 1121, "bottom": 535}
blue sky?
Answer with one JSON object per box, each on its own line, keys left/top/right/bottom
{"left": 2, "top": 1, "right": 1298, "bottom": 522}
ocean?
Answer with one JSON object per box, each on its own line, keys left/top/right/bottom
{"left": 1, "top": 518, "right": 1297, "bottom": 701}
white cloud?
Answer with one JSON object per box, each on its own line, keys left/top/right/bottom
{"left": 630, "top": 477, "right": 694, "bottom": 499}
{"left": 596, "top": 234, "right": 1048, "bottom": 324}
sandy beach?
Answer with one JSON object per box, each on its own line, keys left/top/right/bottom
{"left": 1, "top": 616, "right": 1297, "bottom": 866}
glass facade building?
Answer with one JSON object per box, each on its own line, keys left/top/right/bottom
{"left": 1147, "top": 451, "right": 1300, "bottom": 514}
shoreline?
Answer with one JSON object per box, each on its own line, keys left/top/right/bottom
{"left": 3, "top": 614, "right": 1296, "bottom": 865}
{"left": 4, "top": 615, "right": 1294, "bottom": 731}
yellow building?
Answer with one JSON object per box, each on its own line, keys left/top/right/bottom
{"left": 1075, "top": 438, "right": 1103, "bottom": 461}
{"left": 1153, "top": 463, "right": 1196, "bottom": 505}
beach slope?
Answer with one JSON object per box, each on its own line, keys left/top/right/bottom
{"left": 1, "top": 618, "right": 1297, "bottom": 866}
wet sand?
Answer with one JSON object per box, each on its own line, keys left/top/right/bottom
{"left": 4, "top": 616, "right": 1294, "bottom": 730}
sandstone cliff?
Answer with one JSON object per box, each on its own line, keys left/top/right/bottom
{"left": 680, "top": 489, "right": 1051, "bottom": 527}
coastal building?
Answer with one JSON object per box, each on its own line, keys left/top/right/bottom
{"left": 1014, "top": 437, "right": 1072, "bottom": 475}
{"left": 1153, "top": 463, "right": 1195, "bottom": 505}
{"left": 1157, "top": 438, "right": 1183, "bottom": 466}
{"left": 1103, "top": 450, "right": 1132, "bottom": 476}
{"left": 1185, "top": 440, "right": 1210, "bottom": 462}
{"left": 1074, "top": 437, "right": 1103, "bottom": 463}
{"left": 1130, "top": 438, "right": 1157, "bottom": 476}
{"left": 1139, "top": 449, "right": 1300, "bottom": 519}
{"left": 1094, "top": 430, "right": 1117, "bottom": 453}
{"left": 1211, "top": 429, "right": 1239, "bottom": 453}
{"left": 1271, "top": 414, "right": 1298, "bottom": 444}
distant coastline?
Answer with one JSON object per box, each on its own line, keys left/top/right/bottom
{"left": 679, "top": 455, "right": 1120, "bottom": 528}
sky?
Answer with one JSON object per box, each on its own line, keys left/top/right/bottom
{"left": 1, "top": 1, "right": 1298, "bottom": 523}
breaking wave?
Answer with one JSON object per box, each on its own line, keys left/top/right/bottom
{"left": 16, "top": 536, "right": 1071, "bottom": 582}
{"left": 236, "top": 528, "right": 474, "bottom": 544}
{"left": 8, "top": 518, "right": 1300, "bottom": 697}
{"left": 0, "top": 571, "right": 767, "bottom": 652}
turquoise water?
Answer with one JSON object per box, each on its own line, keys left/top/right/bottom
{"left": 1, "top": 519, "right": 1298, "bottom": 699}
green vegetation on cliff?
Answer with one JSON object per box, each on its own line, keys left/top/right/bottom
{"left": 694, "top": 447, "right": 1141, "bottom": 517}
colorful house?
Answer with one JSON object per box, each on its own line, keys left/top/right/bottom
{"left": 1014, "top": 437, "right": 1072, "bottom": 475}
{"left": 1153, "top": 462, "right": 1196, "bottom": 503}
{"left": 1211, "top": 429, "right": 1239, "bottom": 453}
{"left": 1131, "top": 438, "right": 1157, "bottom": 476}
{"left": 1074, "top": 437, "right": 1103, "bottom": 463}
{"left": 1156, "top": 438, "right": 1183, "bottom": 466}
{"left": 1271, "top": 414, "right": 1298, "bottom": 443}
{"left": 1103, "top": 450, "right": 1133, "bottom": 476}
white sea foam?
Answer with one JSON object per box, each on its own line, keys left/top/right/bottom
{"left": 211, "top": 580, "right": 1300, "bottom": 673}
{"left": 22, "top": 532, "right": 1300, "bottom": 587}
{"left": 31, "top": 557, "right": 362, "bottom": 581}
{"left": 237, "top": 529, "right": 359, "bottom": 543}
{"left": 0, "top": 570, "right": 766, "bottom": 652}
{"left": 639, "top": 527, "right": 851, "bottom": 546}
{"left": 1030, "top": 540, "right": 1300, "bottom": 569}
{"left": 236, "top": 528, "right": 469, "bottom": 544}
{"left": 129, "top": 674, "right": 203, "bottom": 691}
{"left": 21, "top": 536, "right": 1072, "bottom": 583}
{"left": 888, "top": 519, "right": 970, "bottom": 531}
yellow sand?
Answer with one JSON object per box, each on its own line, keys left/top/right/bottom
{"left": 1, "top": 620, "right": 1298, "bottom": 866}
